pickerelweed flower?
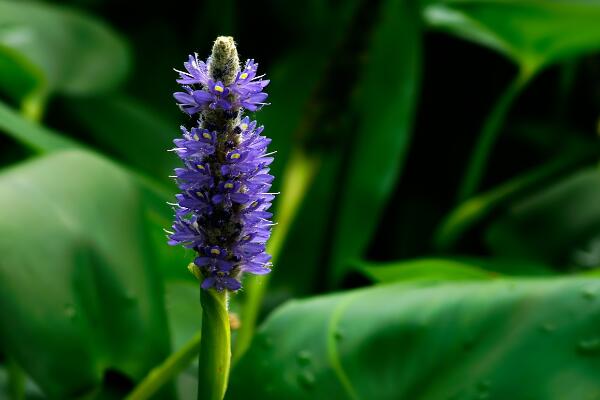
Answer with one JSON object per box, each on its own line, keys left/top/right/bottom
{"left": 167, "top": 36, "right": 275, "bottom": 292}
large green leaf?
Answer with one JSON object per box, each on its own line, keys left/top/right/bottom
{"left": 358, "top": 257, "right": 555, "bottom": 284}
{"left": 329, "top": 0, "right": 422, "bottom": 284}
{"left": 230, "top": 277, "right": 600, "bottom": 399}
{"left": 0, "top": 98, "right": 192, "bottom": 282}
{"left": 0, "top": 0, "right": 129, "bottom": 102}
{"left": 358, "top": 258, "right": 497, "bottom": 283}
{"left": 0, "top": 100, "right": 78, "bottom": 152}
{"left": 487, "top": 168, "right": 600, "bottom": 270}
{"left": 424, "top": 0, "right": 600, "bottom": 73}
{"left": 0, "top": 150, "right": 171, "bottom": 398}
{"left": 165, "top": 281, "right": 201, "bottom": 351}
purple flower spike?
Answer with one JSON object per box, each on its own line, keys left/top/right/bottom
{"left": 167, "top": 36, "right": 275, "bottom": 292}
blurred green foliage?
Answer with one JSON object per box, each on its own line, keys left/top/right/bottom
{"left": 0, "top": 0, "right": 599, "bottom": 399}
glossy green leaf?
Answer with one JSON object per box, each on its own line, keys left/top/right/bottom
{"left": 0, "top": 97, "right": 194, "bottom": 283}
{"left": 230, "top": 277, "right": 600, "bottom": 399}
{"left": 329, "top": 0, "right": 422, "bottom": 284}
{"left": 487, "top": 168, "right": 600, "bottom": 270}
{"left": 0, "top": 0, "right": 129, "bottom": 100}
{"left": 165, "top": 281, "right": 202, "bottom": 351}
{"left": 357, "top": 258, "right": 497, "bottom": 283}
{"left": 424, "top": 0, "right": 600, "bottom": 73}
{"left": 0, "top": 44, "right": 42, "bottom": 106}
{"left": 0, "top": 150, "right": 170, "bottom": 398}
{"left": 0, "top": 100, "right": 78, "bottom": 152}
{"left": 358, "top": 257, "right": 556, "bottom": 284}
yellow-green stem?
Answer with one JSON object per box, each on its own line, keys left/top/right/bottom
{"left": 7, "top": 357, "right": 25, "bottom": 400}
{"left": 125, "top": 332, "right": 202, "bottom": 400}
{"left": 20, "top": 91, "right": 47, "bottom": 123}
{"left": 125, "top": 150, "right": 317, "bottom": 399}
{"left": 456, "top": 69, "right": 532, "bottom": 202}
{"left": 198, "top": 288, "right": 230, "bottom": 400}
{"left": 435, "top": 142, "right": 600, "bottom": 251}
{"left": 232, "top": 149, "right": 318, "bottom": 363}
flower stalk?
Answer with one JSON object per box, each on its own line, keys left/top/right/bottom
{"left": 198, "top": 289, "right": 230, "bottom": 400}
{"left": 166, "top": 36, "right": 273, "bottom": 400}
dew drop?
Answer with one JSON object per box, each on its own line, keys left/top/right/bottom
{"left": 539, "top": 322, "right": 556, "bottom": 333}
{"left": 64, "top": 304, "right": 76, "bottom": 320}
{"left": 125, "top": 290, "right": 137, "bottom": 304}
{"left": 475, "top": 379, "right": 491, "bottom": 398}
{"left": 577, "top": 337, "right": 600, "bottom": 355}
{"left": 261, "top": 336, "right": 273, "bottom": 349}
{"left": 581, "top": 286, "right": 598, "bottom": 301}
{"left": 296, "top": 350, "right": 312, "bottom": 366}
{"left": 297, "top": 370, "right": 315, "bottom": 390}
{"left": 477, "top": 379, "right": 491, "bottom": 390}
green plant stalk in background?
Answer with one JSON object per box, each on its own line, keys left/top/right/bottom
{"left": 233, "top": 149, "right": 318, "bottom": 363}
{"left": 436, "top": 141, "right": 600, "bottom": 251}
{"left": 6, "top": 357, "right": 25, "bottom": 400}
{"left": 456, "top": 69, "right": 532, "bottom": 202}
{"left": 4, "top": 71, "right": 46, "bottom": 400}
{"left": 121, "top": 149, "right": 316, "bottom": 399}
{"left": 125, "top": 332, "right": 202, "bottom": 400}
{"left": 198, "top": 289, "right": 231, "bottom": 400}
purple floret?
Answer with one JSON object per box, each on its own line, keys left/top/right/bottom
{"left": 167, "top": 51, "right": 275, "bottom": 292}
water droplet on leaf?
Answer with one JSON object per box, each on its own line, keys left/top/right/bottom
{"left": 296, "top": 350, "right": 312, "bottom": 366}
{"left": 261, "top": 336, "right": 273, "bottom": 349}
{"left": 125, "top": 290, "right": 137, "bottom": 304}
{"left": 539, "top": 322, "right": 556, "bottom": 333}
{"left": 64, "top": 304, "right": 76, "bottom": 320}
{"left": 297, "top": 370, "right": 315, "bottom": 390}
{"left": 578, "top": 337, "right": 600, "bottom": 355}
{"left": 581, "top": 286, "right": 598, "bottom": 301}
{"left": 477, "top": 379, "right": 491, "bottom": 390}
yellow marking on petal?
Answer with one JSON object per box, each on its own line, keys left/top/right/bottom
{"left": 230, "top": 153, "right": 241, "bottom": 159}
{"left": 193, "top": 133, "right": 199, "bottom": 141}
{"left": 240, "top": 72, "right": 248, "bottom": 79}
{"left": 211, "top": 248, "right": 221, "bottom": 255}
{"left": 214, "top": 85, "right": 224, "bottom": 93}
{"left": 197, "top": 164, "right": 205, "bottom": 170}
{"left": 240, "top": 123, "right": 248, "bottom": 130}
{"left": 224, "top": 183, "right": 234, "bottom": 189}
{"left": 202, "top": 132, "right": 212, "bottom": 139}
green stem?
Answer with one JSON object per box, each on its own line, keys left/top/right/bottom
{"left": 456, "top": 69, "right": 532, "bottom": 203}
{"left": 232, "top": 149, "right": 318, "bottom": 363}
{"left": 198, "top": 288, "right": 230, "bottom": 400}
{"left": 435, "top": 142, "right": 600, "bottom": 251}
{"left": 125, "top": 150, "right": 317, "bottom": 399}
{"left": 125, "top": 332, "right": 202, "bottom": 400}
{"left": 7, "top": 357, "right": 25, "bottom": 400}
{"left": 20, "top": 90, "right": 47, "bottom": 123}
